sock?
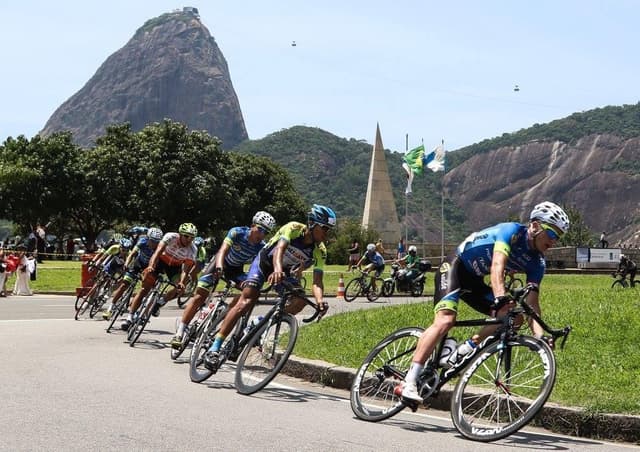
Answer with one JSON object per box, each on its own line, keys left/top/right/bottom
{"left": 208, "top": 334, "right": 225, "bottom": 353}
{"left": 126, "top": 313, "right": 133, "bottom": 321}
{"left": 176, "top": 322, "right": 186, "bottom": 336}
{"left": 405, "top": 362, "right": 424, "bottom": 384}
{"left": 157, "top": 296, "right": 167, "bottom": 307}
{"left": 106, "top": 303, "right": 114, "bottom": 312}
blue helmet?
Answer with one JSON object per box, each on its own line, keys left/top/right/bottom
{"left": 307, "top": 204, "right": 337, "bottom": 228}
{"left": 194, "top": 236, "right": 205, "bottom": 247}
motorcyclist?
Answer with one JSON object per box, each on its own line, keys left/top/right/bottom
{"left": 394, "top": 245, "right": 420, "bottom": 288}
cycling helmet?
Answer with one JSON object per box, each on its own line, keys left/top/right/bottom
{"left": 529, "top": 201, "right": 570, "bottom": 234}
{"left": 253, "top": 211, "right": 276, "bottom": 232}
{"left": 366, "top": 243, "right": 376, "bottom": 252}
{"left": 147, "top": 227, "right": 163, "bottom": 241}
{"left": 119, "top": 238, "right": 133, "bottom": 249}
{"left": 307, "top": 204, "right": 337, "bottom": 228}
{"left": 408, "top": 245, "right": 417, "bottom": 253}
{"left": 178, "top": 222, "right": 198, "bottom": 237}
{"left": 194, "top": 236, "right": 205, "bottom": 247}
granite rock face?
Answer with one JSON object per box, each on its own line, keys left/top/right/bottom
{"left": 41, "top": 9, "right": 247, "bottom": 149}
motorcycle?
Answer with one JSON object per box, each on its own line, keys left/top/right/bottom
{"left": 381, "top": 259, "right": 431, "bottom": 297}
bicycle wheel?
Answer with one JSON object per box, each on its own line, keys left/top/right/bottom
{"left": 350, "top": 327, "right": 423, "bottom": 422}
{"left": 74, "top": 290, "right": 98, "bottom": 320}
{"left": 189, "top": 307, "right": 227, "bottom": 382}
{"left": 128, "top": 294, "right": 156, "bottom": 346}
{"left": 235, "top": 312, "right": 298, "bottom": 395}
{"left": 366, "top": 278, "right": 383, "bottom": 302}
{"left": 410, "top": 280, "right": 424, "bottom": 297}
{"left": 177, "top": 280, "right": 196, "bottom": 308}
{"left": 611, "top": 279, "right": 627, "bottom": 289}
{"left": 171, "top": 318, "right": 203, "bottom": 361}
{"left": 510, "top": 277, "right": 524, "bottom": 290}
{"left": 344, "top": 278, "right": 362, "bottom": 302}
{"left": 450, "top": 335, "right": 556, "bottom": 442}
{"left": 106, "top": 284, "right": 135, "bottom": 333}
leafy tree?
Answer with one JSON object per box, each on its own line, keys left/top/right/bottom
{"left": 326, "top": 218, "right": 379, "bottom": 265}
{"left": 559, "top": 205, "right": 594, "bottom": 247}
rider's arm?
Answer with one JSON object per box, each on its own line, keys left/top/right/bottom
{"left": 147, "top": 241, "right": 167, "bottom": 271}
{"left": 490, "top": 250, "right": 508, "bottom": 298}
{"left": 268, "top": 239, "right": 288, "bottom": 284}
{"left": 525, "top": 290, "right": 545, "bottom": 339}
{"left": 214, "top": 240, "right": 231, "bottom": 270}
{"left": 124, "top": 248, "right": 138, "bottom": 267}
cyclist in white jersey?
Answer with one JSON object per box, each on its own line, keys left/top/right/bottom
{"left": 121, "top": 223, "right": 198, "bottom": 330}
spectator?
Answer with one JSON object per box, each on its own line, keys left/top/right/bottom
{"left": 36, "top": 223, "right": 46, "bottom": 262}
{"left": 65, "top": 237, "right": 75, "bottom": 260}
{"left": 0, "top": 248, "right": 7, "bottom": 297}
{"left": 375, "top": 238, "right": 386, "bottom": 257}
{"left": 13, "top": 245, "right": 33, "bottom": 296}
{"left": 347, "top": 239, "right": 359, "bottom": 270}
{"left": 397, "top": 238, "right": 407, "bottom": 260}
{"left": 599, "top": 232, "right": 608, "bottom": 248}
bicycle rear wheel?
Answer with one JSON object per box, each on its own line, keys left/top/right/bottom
{"left": 366, "top": 278, "right": 383, "bottom": 302}
{"left": 450, "top": 335, "right": 556, "bottom": 442}
{"left": 344, "top": 278, "right": 361, "bottom": 302}
{"left": 234, "top": 312, "right": 298, "bottom": 395}
{"left": 611, "top": 279, "right": 627, "bottom": 289}
{"left": 128, "top": 295, "right": 156, "bottom": 346}
{"left": 350, "top": 327, "right": 423, "bottom": 422}
{"left": 106, "top": 285, "right": 135, "bottom": 333}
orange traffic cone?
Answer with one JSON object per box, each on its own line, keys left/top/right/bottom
{"left": 337, "top": 273, "right": 345, "bottom": 299}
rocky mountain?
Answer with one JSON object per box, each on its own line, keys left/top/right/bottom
{"left": 445, "top": 134, "right": 640, "bottom": 246}
{"left": 40, "top": 8, "right": 247, "bottom": 149}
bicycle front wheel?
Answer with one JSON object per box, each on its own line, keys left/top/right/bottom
{"left": 128, "top": 295, "right": 156, "bottom": 346}
{"left": 366, "top": 278, "right": 383, "bottom": 302}
{"left": 190, "top": 307, "right": 227, "bottom": 382}
{"left": 611, "top": 279, "right": 627, "bottom": 289}
{"left": 350, "top": 327, "right": 423, "bottom": 422}
{"left": 234, "top": 313, "right": 298, "bottom": 395}
{"left": 451, "top": 335, "right": 556, "bottom": 442}
{"left": 344, "top": 278, "right": 361, "bottom": 302}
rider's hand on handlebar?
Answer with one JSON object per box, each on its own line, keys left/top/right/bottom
{"left": 539, "top": 335, "right": 555, "bottom": 350}
{"left": 317, "top": 301, "right": 329, "bottom": 321}
{"left": 268, "top": 271, "right": 285, "bottom": 285}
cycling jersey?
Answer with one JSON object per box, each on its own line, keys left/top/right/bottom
{"left": 456, "top": 223, "right": 544, "bottom": 284}
{"left": 362, "top": 251, "right": 384, "bottom": 268}
{"left": 222, "top": 226, "right": 265, "bottom": 267}
{"left": 243, "top": 222, "right": 326, "bottom": 288}
{"left": 159, "top": 232, "right": 197, "bottom": 267}
{"left": 102, "top": 244, "right": 127, "bottom": 270}
{"left": 132, "top": 236, "right": 156, "bottom": 267}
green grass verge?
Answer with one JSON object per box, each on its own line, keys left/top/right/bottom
{"left": 9, "top": 264, "right": 640, "bottom": 414}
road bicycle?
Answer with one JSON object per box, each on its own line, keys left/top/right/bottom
{"left": 176, "top": 275, "right": 197, "bottom": 308}
{"left": 189, "top": 280, "right": 322, "bottom": 394}
{"left": 126, "top": 275, "right": 176, "bottom": 347}
{"left": 344, "top": 268, "right": 384, "bottom": 302}
{"left": 170, "top": 280, "right": 237, "bottom": 361}
{"left": 74, "top": 267, "right": 120, "bottom": 320}
{"left": 105, "top": 274, "right": 141, "bottom": 333}
{"left": 350, "top": 284, "right": 571, "bottom": 442}
{"left": 611, "top": 271, "right": 638, "bottom": 289}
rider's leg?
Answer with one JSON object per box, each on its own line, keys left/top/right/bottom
{"left": 207, "top": 287, "right": 258, "bottom": 353}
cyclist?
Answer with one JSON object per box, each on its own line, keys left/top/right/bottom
{"left": 121, "top": 223, "right": 198, "bottom": 330}
{"left": 394, "top": 245, "right": 420, "bottom": 284}
{"left": 617, "top": 254, "right": 637, "bottom": 287}
{"left": 356, "top": 243, "right": 385, "bottom": 291}
{"left": 170, "top": 211, "right": 276, "bottom": 348}
{"left": 102, "top": 227, "right": 163, "bottom": 320}
{"left": 400, "top": 201, "right": 569, "bottom": 402}
{"left": 82, "top": 237, "right": 132, "bottom": 304}
{"left": 202, "top": 204, "right": 336, "bottom": 371}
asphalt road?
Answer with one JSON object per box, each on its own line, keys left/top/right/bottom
{"left": 0, "top": 295, "right": 636, "bottom": 451}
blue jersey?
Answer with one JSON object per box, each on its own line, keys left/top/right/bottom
{"left": 133, "top": 236, "right": 156, "bottom": 266}
{"left": 363, "top": 251, "right": 384, "bottom": 267}
{"left": 223, "top": 226, "right": 265, "bottom": 267}
{"left": 456, "top": 222, "right": 545, "bottom": 284}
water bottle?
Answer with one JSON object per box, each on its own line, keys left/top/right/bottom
{"left": 244, "top": 315, "right": 264, "bottom": 335}
{"left": 438, "top": 337, "right": 458, "bottom": 368}
{"left": 447, "top": 336, "right": 480, "bottom": 367}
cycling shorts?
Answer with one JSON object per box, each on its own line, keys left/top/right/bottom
{"left": 196, "top": 265, "right": 246, "bottom": 293}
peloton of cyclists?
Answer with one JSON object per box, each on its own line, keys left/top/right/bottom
{"left": 170, "top": 211, "right": 277, "bottom": 348}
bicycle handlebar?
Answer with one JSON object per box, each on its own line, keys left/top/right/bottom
{"left": 509, "top": 283, "right": 572, "bottom": 350}
{"left": 276, "top": 280, "right": 324, "bottom": 323}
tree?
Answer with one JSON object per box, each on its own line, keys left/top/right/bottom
{"left": 559, "top": 205, "right": 594, "bottom": 247}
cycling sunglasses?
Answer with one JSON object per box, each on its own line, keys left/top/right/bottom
{"left": 256, "top": 226, "right": 270, "bottom": 234}
{"left": 540, "top": 223, "right": 562, "bottom": 241}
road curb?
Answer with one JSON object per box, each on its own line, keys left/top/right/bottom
{"left": 283, "top": 355, "right": 640, "bottom": 445}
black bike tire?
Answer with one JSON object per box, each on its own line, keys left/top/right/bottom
{"left": 74, "top": 291, "right": 98, "bottom": 320}
{"left": 450, "top": 335, "right": 556, "bottom": 442}
{"left": 611, "top": 279, "right": 627, "bottom": 289}
{"left": 366, "top": 278, "right": 383, "bottom": 302}
{"left": 106, "top": 284, "right": 135, "bottom": 333}
{"left": 128, "top": 293, "right": 157, "bottom": 346}
{"left": 171, "top": 315, "right": 205, "bottom": 361}
{"left": 89, "top": 281, "right": 111, "bottom": 318}
{"left": 189, "top": 307, "right": 227, "bottom": 383}
{"left": 350, "top": 327, "right": 424, "bottom": 422}
{"left": 234, "top": 312, "right": 298, "bottom": 395}
{"left": 344, "top": 278, "right": 361, "bottom": 302}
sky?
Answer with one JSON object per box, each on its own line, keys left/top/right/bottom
{"left": 1, "top": 1, "right": 639, "bottom": 153}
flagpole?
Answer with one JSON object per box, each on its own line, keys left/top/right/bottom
{"left": 440, "top": 139, "right": 445, "bottom": 262}
{"left": 404, "top": 134, "right": 408, "bottom": 243}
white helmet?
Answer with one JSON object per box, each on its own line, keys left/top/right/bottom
{"left": 529, "top": 201, "right": 570, "bottom": 234}
{"left": 253, "top": 211, "right": 276, "bottom": 232}
{"left": 147, "top": 227, "right": 163, "bottom": 241}
{"left": 366, "top": 243, "right": 376, "bottom": 252}
{"left": 408, "top": 245, "right": 417, "bottom": 253}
